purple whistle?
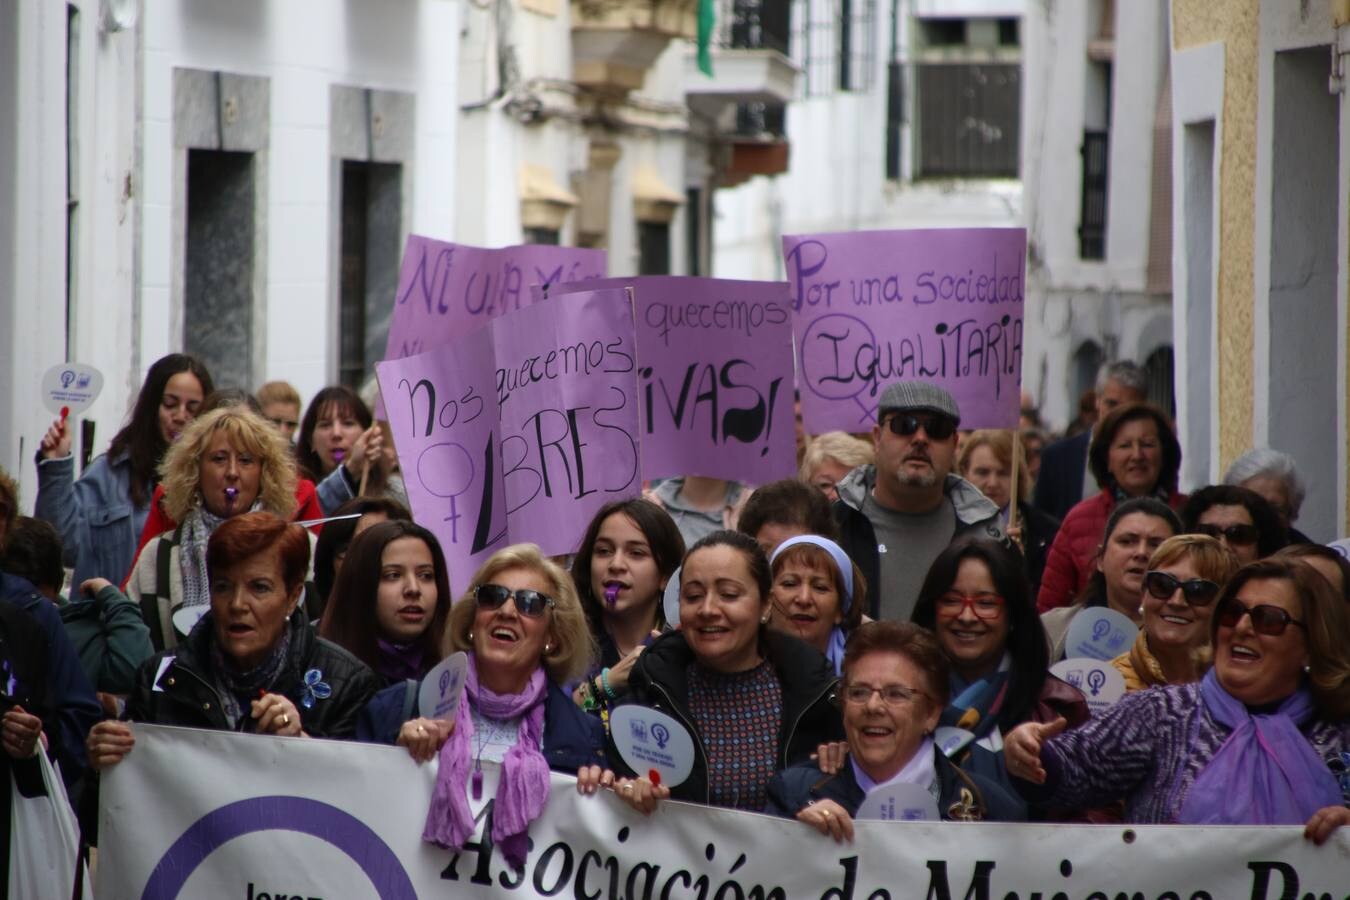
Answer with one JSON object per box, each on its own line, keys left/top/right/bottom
{"left": 331, "top": 448, "right": 346, "bottom": 464}
{"left": 604, "top": 583, "right": 620, "bottom": 609}
{"left": 224, "top": 487, "right": 239, "bottom": 508}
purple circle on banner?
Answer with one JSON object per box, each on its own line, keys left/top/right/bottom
{"left": 798, "top": 313, "right": 878, "bottom": 402}
{"left": 141, "top": 795, "right": 415, "bottom": 900}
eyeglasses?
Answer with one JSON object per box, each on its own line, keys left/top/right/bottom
{"left": 1194, "top": 523, "right": 1260, "bottom": 547}
{"left": 1215, "top": 598, "right": 1306, "bottom": 636}
{"left": 1143, "top": 571, "right": 1221, "bottom": 607}
{"left": 843, "top": 683, "right": 929, "bottom": 706}
{"left": 935, "top": 591, "right": 1005, "bottom": 620}
{"left": 883, "top": 412, "right": 957, "bottom": 441}
{"left": 474, "top": 583, "right": 556, "bottom": 619}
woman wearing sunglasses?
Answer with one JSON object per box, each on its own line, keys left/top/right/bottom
{"left": 909, "top": 537, "right": 1086, "bottom": 804}
{"left": 767, "top": 621, "right": 1024, "bottom": 841}
{"left": 1007, "top": 557, "right": 1350, "bottom": 842}
{"left": 1181, "top": 484, "right": 1288, "bottom": 566}
{"left": 356, "top": 543, "right": 606, "bottom": 869}
{"left": 1111, "top": 535, "right": 1238, "bottom": 692}
{"left": 608, "top": 530, "right": 844, "bottom": 814}
{"left": 1037, "top": 403, "right": 1186, "bottom": 613}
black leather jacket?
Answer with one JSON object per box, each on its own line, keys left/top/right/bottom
{"left": 125, "top": 611, "right": 378, "bottom": 739}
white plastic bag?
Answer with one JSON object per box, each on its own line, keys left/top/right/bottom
{"left": 8, "top": 753, "right": 90, "bottom": 900}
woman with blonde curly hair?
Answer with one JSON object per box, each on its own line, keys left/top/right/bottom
{"left": 126, "top": 407, "right": 301, "bottom": 651}
{"left": 356, "top": 543, "right": 606, "bottom": 869}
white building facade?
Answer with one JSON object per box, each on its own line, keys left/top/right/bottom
{"left": 0, "top": 0, "right": 459, "bottom": 505}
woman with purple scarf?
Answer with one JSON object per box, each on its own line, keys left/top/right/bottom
{"left": 1006, "top": 557, "right": 1350, "bottom": 844}
{"left": 355, "top": 543, "right": 607, "bottom": 869}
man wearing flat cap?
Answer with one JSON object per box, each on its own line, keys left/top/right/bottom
{"left": 832, "top": 381, "right": 1004, "bottom": 622}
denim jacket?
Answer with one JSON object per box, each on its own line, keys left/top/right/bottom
{"left": 35, "top": 452, "right": 151, "bottom": 587}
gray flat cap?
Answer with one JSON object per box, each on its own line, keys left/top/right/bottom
{"left": 877, "top": 381, "right": 960, "bottom": 424}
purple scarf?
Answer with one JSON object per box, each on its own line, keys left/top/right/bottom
{"left": 376, "top": 638, "right": 427, "bottom": 683}
{"left": 422, "top": 655, "right": 549, "bottom": 868}
{"left": 1178, "top": 669, "right": 1341, "bottom": 824}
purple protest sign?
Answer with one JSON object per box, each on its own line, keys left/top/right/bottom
{"left": 377, "top": 289, "right": 639, "bottom": 596}
{"left": 382, "top": 235, "right": 608, "bottom": 362}
{"left": 782, "top": 228, "right": 1026, "bottom": 433}
{"left": 546, "top": 277, "right": 796, "bottom": 484}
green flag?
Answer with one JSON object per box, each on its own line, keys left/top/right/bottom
{"left": 697, "top": 0, "right": 715, "bottom": 76}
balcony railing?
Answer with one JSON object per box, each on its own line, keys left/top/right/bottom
{"left": 1078, "top": 129, "right": 1109, "bottom": 260}
{"left": 715, "top": 0, "right": 789, "bottom": 54}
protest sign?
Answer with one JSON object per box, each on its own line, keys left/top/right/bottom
{"left": 547, "top": 276, "right": 796, "bottom": 484}
{"left": 377, "top": 288, "right": 639, "bottom": 595}
{"left": 40, "top": 362, "right": 103, "bottom": 416}
{"left": 382, "top": 237, "right": 607, "bottom": 362}
{"left": 1049, "top": 658, "right": 1127, "bottom": 716}
{"left": 782, "top": 228, "right": 1026, "bottom": 434}
{"left": 1063, "top": 608, "right": 1138, "bottom": 662}
{"left": 100, "top": 723, "right": 1350, "bottom": 899}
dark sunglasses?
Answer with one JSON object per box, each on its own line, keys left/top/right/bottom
{"left": 1194, "top": 523, "right": 1259, "bottom": 546}
{"left": 1143, "top": 571, "right": 1220, "bottom": 606}
{"left": 1215, "top": 598, "right": 1306, "bottom": 636}
{"left": 883, "top": 412, "right": 957, "bottom": 441}
{"left": 474, "top": 583, "right": 556, "bottom": 618}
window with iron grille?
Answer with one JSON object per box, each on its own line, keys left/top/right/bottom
{"left": 722, "top": 0, "right": 789, "bottom": 54}
{"left": 791, "top": 0, "right": 875, "bottom": 97}
{"left": 1078, "top": 130, "right": 1109, "bottom": 259}
{"left": 915, "top": 63, "right": 1020, "bottom": 177}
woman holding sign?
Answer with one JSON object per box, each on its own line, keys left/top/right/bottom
{"left": 356, "top": 544, "right": 606, "bottom": 869}
{"left": 610, "top": 530, "right": 844, "bottom": 813}
{"left": 766, "top": 622, "right": 1024, "bottom": 840}
{"left": 87, "top": 513, "right": 379, "bottom": 771}
{"left": 1111, "top": 535, "right": 1238, "bottom": 692}
{"left": 35, "top": 353, "right": 213, "bottom": 588}
{"left": 319, "top": 520, "right": 452, "bottom": 687}
{"left": 125, "top": 407, "right": 306, "bottom": 651}
{"left": 1037, "top": 403, "right": 1186, "bottom": 613}
{"left": 296, "top": 386, "right": 395, "bottom": 515}
{"left": 1007, "top": 557, "right": 1350, "bottom": 843}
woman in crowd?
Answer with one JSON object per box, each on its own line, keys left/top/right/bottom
{"left": 296, "top": 386, "right": 388, "bottom": 515}
{"left": 1007, "top": 557, "right": 1350, "bottom": 843}
{"left": 125, "top": 407, "right": 300, "bottom": 651}
{"left": 1181, "top": 484, "right": 1288, "bottom": 566}
{"left": 767, "top": 621, "right": 1024, "bottom": 840}
{"left": 1276, "top": 544, "right": 1350, "bottom": 604}
{"left": 799, "top": 432, "right": 874, "bottom": 503}
{"left": 1111, "top": 535, "right": 1238, "bottom": 691}
{"left": 609, "top": 530, "right": 844, "bottom": 813}
{"left": 737, "top": 478, "right": 838, "bottom": 556}
{"left": 258, "top": 380, "right": 302, "bottom": 444}
{"left": 36, "top": 353, "right": 213, "bottom": 587}
{"left": 569, "top": 499, "right": 684, "bottom": 713}
{"left": 319, "top": 520, "right": 452, "bottom": 687}
{"left": 357, "top": 544, "right": 605, "bottom": 869}
{"left": 957, "top": 429, "right": 1061, "bottom": 596}
{"left": 910, "top": 538, "right": 1086, "bottom": 795}
{"left": 311, "top": 496, "right": 412, "bottom": 618}
{"left": 767, "top": 535, "right": 865, "bottom": 675}
{"left": 1042, "top": 498, "right": 1181, "bottom": 661}
{"left": 87, "top": 513, "right": 379, "bottom": 772}
{"left": 1038, "top": 403, "right": 1185, "bottom": 612}
{"left": 1224, "top": 447, "right": 1310, "bottom": 543}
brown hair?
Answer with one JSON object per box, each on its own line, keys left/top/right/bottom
{"left": 842, "top": 621, "right": 950, "bottom": 706}
{"left": 770, "top": 541, "right": 866, "bottom": 634}
{"left": 1088, "top": 402, "right": 1182, "bottom": 495}
{"left": 257, "top": 381, "right": 301, "bottom": 409}
{"left": 206, "top": 511, "right": 311, "bottom": 596}
{"left": 1147, "top": 534, "right": 1239, "bottom": 588}
{"left": 956, "top": 429, "right": 1031, "bottom": 503}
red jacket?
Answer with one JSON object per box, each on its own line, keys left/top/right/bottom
{"left": 1035, "top": 489, "right": 1187, "bottom": 613}
{"left": 121, "top": 479, "right": 323, "bottom": 585}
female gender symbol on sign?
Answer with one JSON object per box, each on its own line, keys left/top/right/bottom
{"left": 416, "top": 442, "right": 475, "bottom": 543}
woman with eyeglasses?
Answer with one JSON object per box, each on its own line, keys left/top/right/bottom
{"left": 1007, "top": 557, "right": 1350, "bottom": 842}
{"left": 1110, "top": 535, "right": 1238, "bottom": 692}
{"left": 1181, "top": 484, "right": 1288, "bottom": 566}
{"left": 909, "top": 537, "right": 1086, "bottom": 805}
{"left": 767, "top": 621, "right": 1025, "bottom": 840}
{"left": 1037, "top": 403, "right": 1186, "bottom": 613}
{"left": 607, "top": 530, "right": 844, "bottom": 814}
{"left": 355, "top": 544, "right": 606, "bottom": 869}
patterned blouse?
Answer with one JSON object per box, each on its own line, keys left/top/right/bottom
{"left": 687, "top": 660, "right": 783, "bottom": 811}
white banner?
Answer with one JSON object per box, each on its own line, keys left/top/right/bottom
{"left": 99, "top": 725, "right": 1349, "bottom": 899}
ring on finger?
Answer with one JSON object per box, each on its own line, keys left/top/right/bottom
{"left": 821, "top": 809, "right": 832, "bottom": 819}
{"left": 622, "top": 783, "right": 634, "bottom": 794}
{"left": 280, "top": 714, "right": 290, "bottom": 727}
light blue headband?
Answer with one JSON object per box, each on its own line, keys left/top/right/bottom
{"left": 769, "top": 535, "right": 855, "bottom": 612}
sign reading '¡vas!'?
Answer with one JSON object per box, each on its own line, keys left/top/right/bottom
{"left": 545, "top": 276, "right": 797, "bottom": 485}
{"left": 782, "top": 228, "right": 1027, "bottom": 434}
{"left": 376, "top": 288, "right": 638, "bottom": 597}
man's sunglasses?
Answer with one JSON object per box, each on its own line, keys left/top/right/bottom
{"left": 475, "top": 583, "right": 556, "bottom": 618}
{"left": 1143, "top": 571, "right": 1220, "bottom": 607}
{"left": 1194, "top": 523, "right": 1260, "bottom": 547}
{"left": 883, "top": 412, "right": 957, "bottom": 441}
{"left": 1215, "top": 598, "right": 1306, "bottom": 636}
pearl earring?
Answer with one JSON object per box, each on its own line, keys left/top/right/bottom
{"left": 468, "top": 630, "right": 475, "bottom": 641}
{"left": 544, "top": 643, "right": 553, "bottom": 654}
{"left": 1137, "top": 605, "right": 1145, "bottom": 617}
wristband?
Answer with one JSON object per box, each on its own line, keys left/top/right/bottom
{"left": 600, "top": 667, "right": 617, "bottom": 700}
